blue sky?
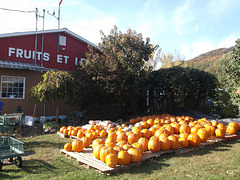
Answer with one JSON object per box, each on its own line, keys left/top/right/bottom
{"left": 1, "top": 0, "right": 240, "bottom": 60}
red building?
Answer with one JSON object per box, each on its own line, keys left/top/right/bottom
{"left": 0, "top": 28, "right": 97, "bottom": 116}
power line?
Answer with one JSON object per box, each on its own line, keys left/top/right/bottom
{"left": 0, "top": 7, "right": 35, "bottom": 13}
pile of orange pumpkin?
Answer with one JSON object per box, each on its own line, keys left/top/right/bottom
{"left": 60, "top": 114, "right": 240, "bottom": 168}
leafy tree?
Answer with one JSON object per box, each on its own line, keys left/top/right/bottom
{"left": 148, "top": 66, "right": 218, "bottom": 112}
{"left": 157, "top": 49, "right": 185, "bottom": 69}
{"left": 223, "top": 39, "right": 240, "bottom": 110}
{"left": 30, "top": 70, "right": 75, "bottom": 123}
{"left": 74, "top": 26, "right": 155, "bottom": 118}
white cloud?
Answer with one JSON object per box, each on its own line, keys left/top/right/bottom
{"left": 174, "top": 0, "right": 194, "bottom": 35}
{"left": 216, "top": 34, "right": 238, "bottom": 48}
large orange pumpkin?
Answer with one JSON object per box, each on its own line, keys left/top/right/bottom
{"left": 168, "top": 135, "right": 179, "bottom": 150}
{"left": 217, "top": 123, "right": 226, "bottom": 131}
{"left": 72, "top": 139, "right": 83, "bottom": 152}
{"left": 118, "top": 150, "right": 131, "bottom": 165}
{"left": 93, "top": 144, "right": 105, "bottom": 159}
{"left": 105, "top": 154, "right": 118, "bottom": 168}
{"left": 138, "top": 137, "right": 149, "bottom": 152}
{"left": 187, "top": 134, "right": 200, "bottom": 147}
{"left": 159, "top": 135, "right": 171, "bottom": 151}
{"left": 100, "top": 130, "right": 108, "bottom": 138}
{"left": 197, "top": 128, "right": 208, "bottom": 143}
{"left": 128, "top": 147, "right": 142, "bottom": 163}
{"left": 148, "top": 137, "right": 161, "bottom": 152}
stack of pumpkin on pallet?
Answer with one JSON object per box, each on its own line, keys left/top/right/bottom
{"left": 60, "top": 114, "right": 240, "bottom": 168}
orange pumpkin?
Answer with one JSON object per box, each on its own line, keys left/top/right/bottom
{"left": 100, "top": 130, "right": 108, "bottom": 138}
{"left": 179, "top": 137, "right": 189, "bottom": 148}
{"left": 190, "top": 126, "right": 199, "bottom": 134}
{"left": 92, "top": 138, "right": 105, "bottom": 149}
{"left": 179, "top": 133, "right": 189, "bottom": 140}
{"left": 179, "top": 124, "right": 191, "bottom": 134}
{"left": 211, "top": 120, "right": 218, "bottom": 127}
{"left": 100, "top": 146, "right": 116, "bottom": 163}
{"left": 64, "top": 143, "right": 72, "bottom": 152}
{"left": 77, "top": 130, "right": 84, "bottom": 139}
{"left": 148, "top": 137, "right": 161, "bottom": 152}
{"left": 127, "top": 147, "right": 142, "bottom": 163}
{"left": 128, "top": 133, "right": 139, "bottom": 145}
{"left": 81, "top": 136, "right": 91, "bottom": 148}
{"left": 60, "top": 126, "right": 66, "bottom": 133}
{"left": 170, "top": 123, "right": 180, "bottom": 134}
{"left": 197, "top": 128, "right": 208, "bottom": 143}
{"left": 118, "top": 150, "right": 131, "bottom": 165}
{"left": 122, "top": 144, "right": 133, "bottom": 151}
{"left": 117, "top": 140, "right": 127, "bottom": 147}
{"left": 117, "top": 132, "right": 128, "bottom": 142}
{"left": 72, "top": 139, "right": 83, "bottom": 152}
{"left": 168, "top": 135, "right": 179, "bottom": 150}
{"left": 93, "top": 144, "right": 105, "bottom": 159}
{"left": 217, "top": 123, "right": 226, "bottom": 131}
{"left": 138, "top": 137, "right": 149, "bottom": 152}
{"left": 132, "top": 142, "right": 144, "bottom": 154}
{"left": 226, "top": 124, "right": 238, "bottom": 135}
{"left": 159, "top": 135, "right": 171, "bottom": 151}
{"left": 215, "top": 128, "right": 225, "bottom": 138}
{"left": 187, "top": 134, "right": 200, "bottom": 147}
{"left": 63, "top": 129, "right": 69, "bottom": 135}
{"left": 141, "top": 129, "right": 151, "bottom": 139}
{"left": 105, "top": 154, "right": 118, "bottom": 168}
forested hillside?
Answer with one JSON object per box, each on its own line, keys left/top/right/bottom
{"left": 181, "top": 47, "right": 233, "bottom": 74}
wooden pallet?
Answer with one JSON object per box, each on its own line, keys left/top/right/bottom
{"left": 60, "top": 132, "right": 240, "bottom": 173}
{"left": 57, "top": 131, "right": 69, "bottom": 138}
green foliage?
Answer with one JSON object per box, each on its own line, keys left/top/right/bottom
{"left": 30, "top": 70, "right": 75, "bottom": 122}
{"left": 149, "top": 66, "right": 218, "bottom": 112}
{"left": 43, "top": 121, "right": 59, "bottom": 130}
{"left": 74, "top": 26, "right": 155, "bottom": 119}
{"left": 223, "top": 39, "right": 240, "bottom": 109}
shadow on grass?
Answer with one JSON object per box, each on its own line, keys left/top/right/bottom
{"left": 109, "top": 138, "right": 240, "bottom": 176}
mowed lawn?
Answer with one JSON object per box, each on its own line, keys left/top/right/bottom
{"left": 0, "top": 133, "right": 239, "bottom": 180}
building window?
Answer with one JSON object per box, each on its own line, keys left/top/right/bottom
{"left": 1, "top": 75, "right": 25, "bottom": 99}
{"left": 59, "top": 36, "right": 66, "bottom": 46}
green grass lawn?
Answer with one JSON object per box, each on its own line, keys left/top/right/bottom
{"left": 0, "top": 133, "right": 239, "bottom": 180}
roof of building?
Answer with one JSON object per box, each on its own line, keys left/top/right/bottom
{"left": 0, "top": 28, "right": 98, "bottom": 48}
{"left": 0, "top": 60, "right": 56, "bottom": 72}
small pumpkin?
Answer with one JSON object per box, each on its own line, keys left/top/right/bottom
{"left": 81, "top": 136, "right": 91, "bottom": 148}
{"left": 179, "top": 124, "right": 191, "bottom": 134}
{"left": 215, "top": 128, "right": 225, "bottom": 138}
{"left": 197, "top": 128, "right": 208, "bottom": 143}
{"left": 64, "top": 143, "right": 72, "bottom": 152}
{"left": 159, "top": 135, "right": 171, "bottom": 151}
{"left": 132, "top": 142, "right": 144, "bottom": 154}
